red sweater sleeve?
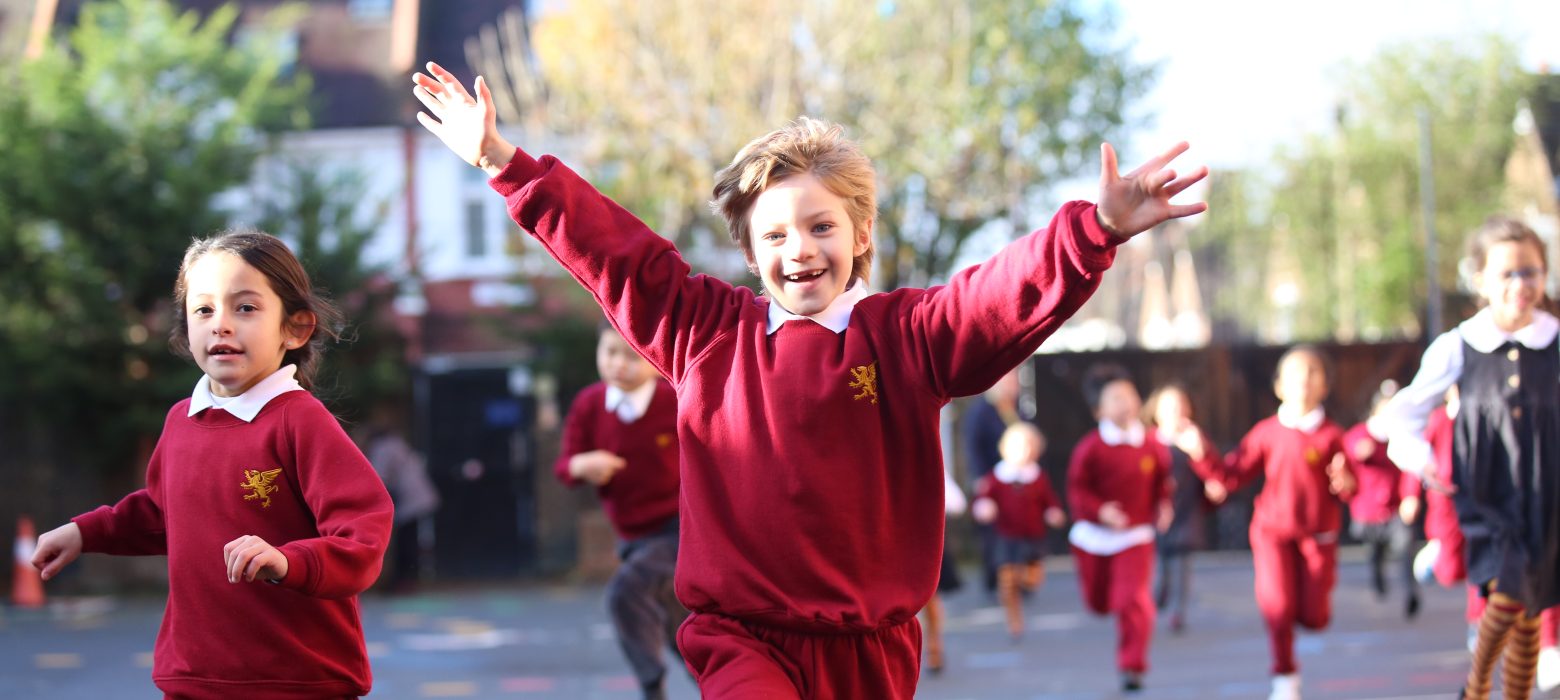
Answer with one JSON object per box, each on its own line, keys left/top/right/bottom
{"left": 74, "top": 412, "right": 174, "bottom": 556}
{"left": 1222, "top": 423, "right": 1270, "bottom": 494}
{"left": 1037, "top": 475, "right": 1061, "bottom": 514}
{"left": 899, "top": 202, "right": 1120, "bottom": 399}
{"left": 490, "top": 153, "right": 743, "bottom": 385}
{"left": 555, "top": 386, "right": 600, "bottom": 487}
{"left": 1067, "top": 436, "right": 1104, "bottom": 523}
{"left": 274, "top": 399, "right": 394, "bottom": 599}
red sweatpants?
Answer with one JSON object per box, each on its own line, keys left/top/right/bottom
{"left": 677, "top": 612, "right": 921, "bottom": 699}
{"left": 1071, "top": 542, "right": 1156, "bottom": 673}
{"left": 1251, "top": 530, "right": 1337, "bottom": 675}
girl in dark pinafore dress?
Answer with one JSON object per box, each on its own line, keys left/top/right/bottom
{"left": 1381, "top": 217, "right": 1560, "bottom": 700}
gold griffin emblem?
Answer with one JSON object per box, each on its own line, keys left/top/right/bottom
{"left": 1140, "top": 455, "right": 1156, "bottom": 474}
{"left": 241, "top": 469, "right": 283, "bottom": 508}
{"left": 849, "top": 362, "right": 879, "bottom": 405}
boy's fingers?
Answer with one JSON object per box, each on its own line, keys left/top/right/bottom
{"left": 1099, "top": 142, "right": 1118, "bottom": 187}
{"left": 1161, "top": 166, "right": 1209, "bottom": 197}
{"left": 415, "top": 111, "right": 443, "bottom": 134}
{"left": 1129, "top": 141, "right": 1191, "bottom": 179}
{"left": 1167, "top": 202, "right": 1208, "bottom": 219}
{"left": 412, "top": 86, "right": 446, "bottom": 117}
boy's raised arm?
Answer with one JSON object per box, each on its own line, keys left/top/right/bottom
{"left": 413, "top": 62, "right": 739, "bottom": 381}
{"left": 904, "top": 143, "right": 1207, "bottom": 398}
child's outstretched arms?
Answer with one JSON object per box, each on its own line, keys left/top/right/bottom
{"left": 1095, "top": 142, "right": 1208, "bottom": 239}
{"left": 413, "top": 62, "right": 517, "bottom": 178}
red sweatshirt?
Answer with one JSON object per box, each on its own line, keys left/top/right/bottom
{"left": 492, "top": 151, "right": 1118, "bottom": 633}
{"left": 1223, "top": 416, "right": 1347, "bottom": 538}
{"left": 555, "top": 380, "right": 680, "bottom": 540}
{"left": 1342, "top": 422, "right": 1415, "bottom": 525}
{"left": 1066, "top": 431, "right": 1172, "bottom": 527}
{"left": 1419, "top": 407, "right": 1458, "bottom": 541}
{"left": 73, "top": 392, "right": 393, "bottom": 699}
{"left": 976, "top": 472, "right": 1061, "bottom": 539}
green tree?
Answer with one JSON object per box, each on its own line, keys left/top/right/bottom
{"left": 475, "top": 0, "right": 1150, "bottom": 288}
{"left": 0, "top": 0, "right": 325, "bottom": 516}
{"left": 1223, "top": 35, "right": 1530, "bottom": 341}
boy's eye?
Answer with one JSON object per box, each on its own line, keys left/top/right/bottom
{"left": 192, "top": 306, "right": 212, "bottom": 315}
{"left": 238, "top": 303, "right": 258, "bottom": 312}
{"left": 812, "top": 222, "right": 834, "bottom": 234}
{"left": 762, "top": 231, "right": 785, "bottom": 243}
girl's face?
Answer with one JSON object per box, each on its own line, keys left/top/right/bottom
{"left": 1000, "top": 431, "right": 1044, "bottom": 466}
{"left": 746, "top": 172, "right": 872, "bottom": 317}
{"left": 596, "top": 328, "right": 653, "bottom": 392}
{"left": 1474, "top": 240, "right": 1546, "bottom": 331}
{"left": 1154, "top": 389, "right": 1190, "bottom": 432}
{"left": 184, "top": 252, "right": 311, "bottom": 397}
{"left": 1274, "top": 351, "right": 1328, "bottom": 412}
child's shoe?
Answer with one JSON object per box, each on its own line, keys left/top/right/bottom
{"left": 1121, "top": 670, "right": 1144, "bottom": 693}
{"left": 1538, "top": 645, "right": 1560, "bottom": 692}
{"left": 1268, "top": 673, "right": 1301, "bottom": 700}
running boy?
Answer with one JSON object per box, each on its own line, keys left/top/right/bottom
{"left": 556, "top": 323, "right": 686, "bottom": 700}
{"left": 412, "top": 62, "right": 1206, "bottom": 698}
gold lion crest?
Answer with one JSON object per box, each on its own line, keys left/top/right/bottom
{"left": 241, "top": 469, "right": 283, "bottom": 508}
{"left": 849, "top": 362, "right": 879, "bottom": 405}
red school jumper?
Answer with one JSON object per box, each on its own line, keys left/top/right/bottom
{"left": 1066, "top": 429, "right": 1172, "bottom": 673}
{"left": 491, "top": 151, "right": 1118, "bottom": 699}
{"left": 555, "top": 380, "right": 681, "bottom": 540}
{"left": 73, "top": 393, "right": 393, "bottom": 700}
{"left": 1341, "top": 422, "right": 1417, "bottom": 527}
{"left": 1222, "top": 414, "right": 1347, "bottom": 676}
{"left": 976, "top": 468, "right": 1062, "bottom": 542}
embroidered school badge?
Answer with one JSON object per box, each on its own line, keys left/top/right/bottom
{"left": 656, "top": 433, "right": 674, "bottom": 449}
{"left": 1304, "top": 447, "right": 1320, "bottom": 466}
{"left": 1140, "top": 455, "right": 1156, "bottom": 474}
{"left": 848, "top": 362, "right": 879, "bottom": 405}
{"left": 241, "top": 469, "right": 283, "bottom": 508}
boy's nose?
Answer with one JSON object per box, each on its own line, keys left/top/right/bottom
{"left": 788, "top": 233, "right": 817, "bottom": 260}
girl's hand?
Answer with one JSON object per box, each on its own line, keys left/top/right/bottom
{"left": 1326, "top": 453, "right": 1356, "bottom": 497}
{"left": 1044, "top": 507, "right": 1068, "bottom": 529}
{"left": 1095, "top": 142, "right": 1208, "bottom": 238}
{"left": 413, "top": 62, "right": 517, "bottom": 177}
{"left": 972, "top": 497, "right": 998, "bottom": 524}
{"left": 1399, "top": 495, "right": 1421, "bottom": 524}
{"left": 1174, "top": 424, "right": 1208, "bottom": 461}
{"left": 569, "top": 450, "right": 628, "bottom": 486}
{"left": 1203, "top": 479, "right": 1228, "bottom": 505}
{"left": 32, "top": 522, "right": 83, "bottom": 581}
{"left": 1156, "top": 501, "right": 1174, "bottom": 533}
{"left": 1098, "top": 501, "right": 1129, "bottom": 530}
{"left": 224, "top": 535, "right": 289, "bottom": 583}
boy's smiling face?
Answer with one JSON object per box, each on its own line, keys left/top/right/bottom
{"left": 746, "top": 172, "right": 871, "bottom": 317}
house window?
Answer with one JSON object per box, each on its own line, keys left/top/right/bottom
{"left": 466, "top": 200, "right": 488, "bottom": 258}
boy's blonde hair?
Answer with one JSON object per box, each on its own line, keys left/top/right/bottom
{"left": 710, "top": 117, "right": 877, "bottom": 283}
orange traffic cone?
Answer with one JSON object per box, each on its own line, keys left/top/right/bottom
{"left": 12, "top": 516, "right": 45, "bottom": 608}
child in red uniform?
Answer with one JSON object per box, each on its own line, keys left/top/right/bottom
{"left": 1214, "top": 346, "right": 1356, "bottom": 700}
{"left": 1342, "top": 383, "right": 1422, "bottom": 618}
{"left": 412, "top": 62, "right": 1207, "bottom": 699}
{"left": 1066, "top": 364, "right": 1173, "bottom": 693}
{"left": 31, "top": 230, "right": 394, "bottom": 699}
{"left": 556, "top": 323, "right": 687, "bottom": 700}
{"left": 1144, "top": 382, "right": 1222, "bottom": 634}
{"left": 972, "top": 422, "right": 1066, "bottom": 642}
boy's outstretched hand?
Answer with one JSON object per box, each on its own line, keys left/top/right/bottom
{"left": 32, "top": 522, "right": 83, "bottom": 581}
{"left": 224, "top": 534, "right": 288, "bottom": 584}
{"left": 413, "top": 61, "right": 517, "bottom": 178}
{"left": 1095, "top": 142, "right": 1208, "bottom": 239}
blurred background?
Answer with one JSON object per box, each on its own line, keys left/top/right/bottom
{"left": 0, "top": 0, "right": 1554, "bottom": 628}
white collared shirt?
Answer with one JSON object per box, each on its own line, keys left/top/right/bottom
{"left": 1098, "top": 419, "right": 1146, "bottom": 447}
{"left": 992, "top": 459, "right": 1042, "bottom": 485}
{"left": 604, "top": 380, "right": 658, "bottom": 423}
{"left": 188, "top": 365, "right": 303, "bottom": 423}
{"left": 1276, "top": 405, "right": 1325, "bottom": 433}
{"left": 1382, "top": 308, "right": 1560, "bottom": 476}
{"left": 764, "top": 280, "right": 871, "bottom": 335}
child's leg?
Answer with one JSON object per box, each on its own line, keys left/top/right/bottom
{"left": 998, "top": 564, "right": 1024, "bottom": 638}
{"left": 607, "top": 534, "right": 682, "bottom": 693}
{"left": 1293, "top": 535, "right": 1338, "bottom": 632}
{"left": 1502, "top": 610, "right": 1541, "bottom": 700}
{"left": 1021, "top": 560, "right": 1045, "bottom": 593}
{"left": 1251, "top": 533, "right": 1303, "bottom": 675}
{"left": 1109, "top": 544, "right": 1158, "bottom": 674}
{"left": 922, "top": 596, "right": 946, "bottom": 671}
{"left": 1389, "top": 518, "right": 1421, "bottom": 614}
{"left": 1364, "top": 524, "right": 1389, "bottom": 597}
{"left": 1463, "top": 590, "right": 1524, "bottom": 700}
{"left": 677, "top": 614, "right": 804, "bottom": 698}
{"left": 1071, "top": 546, "right": 1113, "bottom": 615}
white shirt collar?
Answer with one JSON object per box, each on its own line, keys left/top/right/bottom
{"left": 188, "top": 365, "right": 303, "bottom": 422}
{"left": 1457, "top": 308, "right": 1559, "bottom": 354}
{"left": 764, "top": 280, "right": 871, "bottom": 335}
{"left": 1277, "top": 404, "right": 1325, "bottom": 433}
{"left": 993, "top": 460, "right": 1042, "bottom": 484}
{"left": 1099, "top": 420, "right": 1146, "bottom": 447}
{"left": 604, "top": 380, "right": 658, "bottom": 423}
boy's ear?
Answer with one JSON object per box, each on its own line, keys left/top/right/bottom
{"left": 285, "top": 310, "right": 317, "bottom": 348}
{"left": 854, "top": 218, "right": 874, "bottom": 257}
